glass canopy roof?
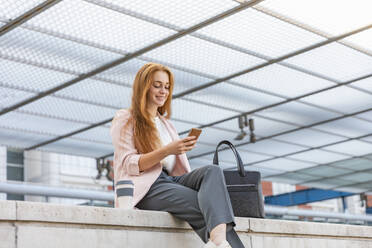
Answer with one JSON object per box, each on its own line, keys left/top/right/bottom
{"left": 0, "top": 0, "right": 371, "bottom": 193}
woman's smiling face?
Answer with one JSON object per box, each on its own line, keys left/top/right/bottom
{"left": 147, "top": 70, "right": 170, "bottom": 108}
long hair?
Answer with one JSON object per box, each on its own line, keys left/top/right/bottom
{"left": 129, "top": 62, "right": 174, "bottom": 154}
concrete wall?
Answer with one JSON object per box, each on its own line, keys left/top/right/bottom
{"left": 0, "top": 146, "right": 6, "bottom": 200}
{"left": 1, "top": 200, "right": 372, "bottom": 248}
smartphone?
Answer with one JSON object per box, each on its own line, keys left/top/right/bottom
{"left": 188, "top": 128, "right": 202, "bottom": 140}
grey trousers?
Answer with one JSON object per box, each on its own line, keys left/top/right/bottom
{"left": 136, "top": 165, "right": 245, "bottom": 248}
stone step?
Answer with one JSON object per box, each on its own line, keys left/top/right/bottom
{"left": 1, "top": 200, "right": 372, "bottom": 248}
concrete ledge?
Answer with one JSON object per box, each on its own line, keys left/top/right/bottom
{"left": 249, "top": 218, "right": 372, "bottom": 238}
{"left": 250, "top": 236, "right": 372, "bottom": 248}
{"left": 15, "top": 201, "right": 248, "bottom": 232}
{"left": 1, "top": 200, "right": 372, "bottom": 248}
{"left": 0, "top": 200, "right": 16, "bottom": 220}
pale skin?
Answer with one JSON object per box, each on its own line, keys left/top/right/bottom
{"left": 138, "top": 70, "right": 226, "bottom": 246}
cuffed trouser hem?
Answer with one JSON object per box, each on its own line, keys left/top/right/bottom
{"left": 207, "top": 214, "right": 236, "bottom": 235}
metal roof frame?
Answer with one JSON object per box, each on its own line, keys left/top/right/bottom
{"left": 173, "top": 24, "right": 372, "bottom": 98}
{"left": 0, "top": 0, "right": 61, "bottom": 36}
{"left": 189, "top": 106, "right": 372, "bottom": 161}
{"left": 179, "top": 73, "right": 372, "bottom": 135}
{"left": 253, "top": 5, "right": 372, "bottom": 57}
{"left": 0, "top": 0, "right": 370, "bottom": 116}
{"left": 1, "top": 1, "right": 371, "bottom": 170}
{"left": 0, "top": 0, "right": 264, "bottom": 117}
{"left": 22, "top": 28, "right": 372, "bottom": 150}
{"left": 25, "top": 70, "right": 372, "bottom": 151}
{"left": 85, "top": 0, "right": 372, "bottom": 93}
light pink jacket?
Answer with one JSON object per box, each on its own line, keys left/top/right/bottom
{"left": 110, "top": 109, "right": 191, "bottom": 209}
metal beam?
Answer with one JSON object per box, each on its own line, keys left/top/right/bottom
{"left": 87, "top": 0, "right": 372, "bottom": 98}
{"left": 181, "top": 73, "right": 372, "bottom": 136}
{"left": 173, "top": 24, "right": 372, "bottom": 98}
{"left": 263, "top": 155, "right": 372, "bottom": 186}
{"left": 0, "top": 0, "right": 263, "bottom": 117}
{"left": 0, "top": 83, "right": 121, "bottom": 111}
{"left": 2, "top": 29, "right": 369, "bottom": 127}
{"left": 4, "top": 46, "right": 372, "bottom": 126}
{"left": 4, "top": 6, "right": 371, "bottom": 104}
{"left": 367, "top": 208, "right": 372, "bottom": 215}
{"left": 189, "top": 106, "right": 372, "bottom": 161}
{"left": 86, "top": 107, "right": 372, "bottom": 162}
{"left": 97, "top": 127, "right": 372, "bottom": 162}
{"left": 3, "top": 17, "right": 371, "bottom": 102}
{"left": 220, "top": 132, "right": 372, "bottom": 171}
{"left": 10, "top": 6, "right": 371, "bottom": 149}
{"left": 264, "top": 188, "right": 354, "bottom": 206}
{"left": 26, "top": 118, "right": 112, "bottom": 150}
{"left": 176, "top": 84, "right": 372, "bottom": 128}
{"left": 2, "top": 52, "right": 371, "bottom": 130}
{"left": 326, "top": 172, "right": 372, "bottom": 191}
{"left": 176, "top": 96, "right": 372, "bottom": 154}
{"left": 0, "top": 0, "right": 61, "bottom": 36}
{"left": 1, "top": 1, "right": 371, "bottom": 115}
{"left": 25, "top": 71, "right": 372, "bottom": 150}
{"left": 253, "top": 5, "right": 372, "bottom": 57}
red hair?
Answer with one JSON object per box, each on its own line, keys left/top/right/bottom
{"left": 129, "top": 62, "right": 174, "bottom": 153}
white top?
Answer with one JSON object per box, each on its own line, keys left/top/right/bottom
{"left": 154, "top": 116, "right": 176, "bottom": 173}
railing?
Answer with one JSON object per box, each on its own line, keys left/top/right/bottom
{"left": 265, "top": 205, "right": 372, "bottom": 223}
{"left": 0, "top": 181, "right": 113, "bottom": 201}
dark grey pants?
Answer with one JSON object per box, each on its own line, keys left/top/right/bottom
{"left": 136, "top": 165, "right": 245, "bottom": 248}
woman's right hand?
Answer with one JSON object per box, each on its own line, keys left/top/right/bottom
{"left": 165, "top": 136, "right": 197, "bottom": 155}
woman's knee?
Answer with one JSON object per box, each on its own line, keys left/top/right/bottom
{"left": 169, "top": 186, "right": 202, "bottom": 214}
{"left": 205, "top": 165, "right": 223, "bottom": 176}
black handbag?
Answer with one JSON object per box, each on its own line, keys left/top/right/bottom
{"left": 213, "top": 140, "right": 265, "bottom": 218}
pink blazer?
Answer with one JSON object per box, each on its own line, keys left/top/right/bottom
{"left": 110, "top": 109, "right": 191, "bottom": 209}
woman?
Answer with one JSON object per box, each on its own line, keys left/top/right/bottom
{"left": 110, "top": 62, "right": 245, "bottom": 248}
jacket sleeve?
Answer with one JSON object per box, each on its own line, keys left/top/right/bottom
{"left": 110, "top": 109, "right": 141, "bottom": 176}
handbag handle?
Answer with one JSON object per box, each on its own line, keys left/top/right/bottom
{"left": 213, "top": 140, "right": 246, "bottom": 177}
